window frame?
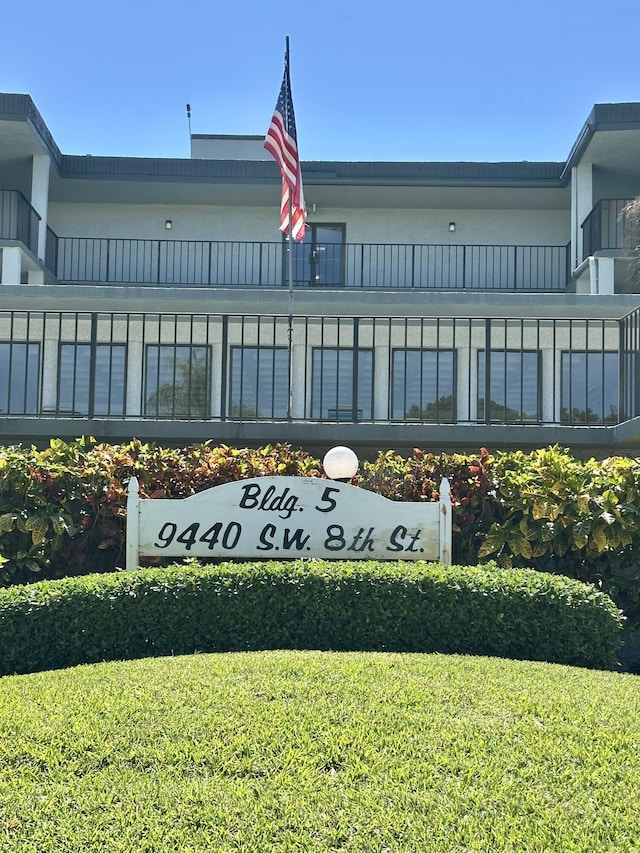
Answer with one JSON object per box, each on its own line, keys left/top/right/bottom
{"left": 58, "top": 342, "right": 127, "bottom": 417}
{"left": 390, "top": 347, "right": 457, "bottom": 421}
{"left": 228, "top": 345, "right": 290, "bottom": 420}
{"left": 144, "top": 343, "right": 212, "bottom": 419}
{"left": 477, "top": 349, "right": 541, "bottom": 423}
{"left": 0, "top": 341, "right": 40, "bottom": 415}
{"left": 560, "top": 350, "right": 619, "bottom": 424}
{"left": 310, "top": 346, "right": 374, "bottom": 420}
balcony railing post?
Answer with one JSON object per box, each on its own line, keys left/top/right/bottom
{"left": 352, "top": 317, "right": 359, "bottom": 422}
{"left": 220, "top": 315, "right": 228, "bottom": 420}
{"left": 88, "top": 313, "right": 98, "bottom": 420}
{"left": 105, "top": 239, "right": 111, "bottom": 283}
{"left": 484, "top": 318, "right": 491, "bottom": 424}
{"left": 411, "top": 244, "right": 416, "bottom": 289}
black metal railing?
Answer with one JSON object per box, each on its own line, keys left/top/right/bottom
{"left": 0, "top": 308, "right": 632, "bottom": 426}
{"left": 621, "top": 305, "right": 640, "bottom": 422}
{"left": 581, "top": 198, "right": 634, "bottom": 259}
{"left": 0, "top": 190, "right": 41, "bottom": 255}
{"left": 54, "top": 237, "right": 569, "bottom": 291}
{"left": 45, "top": 226, "right": 58, "bottom": 274}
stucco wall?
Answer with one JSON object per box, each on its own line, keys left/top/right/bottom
{"left": 48, "top": 202, "right": 569, "bottom": 246}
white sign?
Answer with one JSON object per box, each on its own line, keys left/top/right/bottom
{"left": 126, "top": 476, "right": 452, "bottom": 570}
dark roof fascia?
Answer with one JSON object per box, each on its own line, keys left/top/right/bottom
{"left": 0, "top": 93, "right": 63, "bottom": 169}
{"left": 59, "top": 153, "right": 280, "bottom": 185}
{"left": 57, "top": 153, "right": 565, "bottom": 188}
{"left": 561, "top": 102, "right": 640, "bottom": 181}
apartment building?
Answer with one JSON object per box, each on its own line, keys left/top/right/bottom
{"left": 0, "top": 93, "right": 639, "bottom": 455}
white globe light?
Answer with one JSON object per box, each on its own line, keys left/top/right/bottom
{"left": 322, "top": 446, "right": 359, "bottom": 480}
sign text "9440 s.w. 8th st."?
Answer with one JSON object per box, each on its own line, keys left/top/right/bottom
{"left": 126, "top": 476, "right": 451, "bottom": 570}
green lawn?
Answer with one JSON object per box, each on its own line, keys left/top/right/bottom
{"left": 0, "top": 651, "right": 638, "bottom": 852}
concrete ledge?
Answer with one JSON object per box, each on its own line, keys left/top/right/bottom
{"left": 0, "top": 417, "right": 634, "bottom": 457}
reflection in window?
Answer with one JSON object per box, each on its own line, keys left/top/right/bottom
{"left": 561, "top": 352, "right": 618, "bottom": 424}
{"left": 477, "top": 350, "right": 539, "bottom": 422}
{"left": 59, "top": 344, "right": 126, "bottom": 416}
{"left": 230, "top": 347, "right": 289, "bottom": 419}
{"left": 392, "top": 349, "right": 455, "bottom": 420}
{"left": 0, "top": 342, "right": 39, "bottom": 414}
{"left": 311, "top": 348, "right": 373, "bottom": 420}
{"left": 145, "top": 345, "right": 211, "bottom": 418}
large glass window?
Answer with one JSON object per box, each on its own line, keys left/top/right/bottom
{"left": 59, "top": 344, "right": 126, "bottom": 416}
{"left": 561, "top": 351, "right": 619, "bottom": 424}
{"left": 477, "top": 350, "right": 540, "bottom": 422}
{"left": 145, "top": 345, "right": 211, "bottom": 418}
{"left": 311, "top": 348, "right": 373, "bottom": 420}
{"left": 230, "top": 347, "right": 289, "bottom": 419}
{"left": 392, "top": 349, "right": 455, "bottom": 420}
{"left": 0, "top": 342, "right": 39, "bottom": 414}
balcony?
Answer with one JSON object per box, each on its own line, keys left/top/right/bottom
{"left": 0, "top": 189, "right": 40, "bottom": 256}
{"left": 0, "top": 308, "right": 635, "bottom": 440}
{"left": 581, "top": 198, "right": 635, "bottom": 259}
{"left": 53, "top": 237, "right": 569, "bottom": 292}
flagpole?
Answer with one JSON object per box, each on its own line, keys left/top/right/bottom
{"left": 264, "top": 34, "right": 305, "bottom": 422}
{"left": 285, "top": 36, "right": 294, "bottom": 422}
{"left": 287, "top": 194, "right": 294, "bottom": 422}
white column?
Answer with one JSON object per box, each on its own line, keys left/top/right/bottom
{"left": 31, "top": 155, "right": 51, "bottom": 261}
{"left": 540, "top": 348, "right": 556, "bottom": 422}
{"left": 41, "top": 334, "right": 60, "bottom": 410}
{"left": 1, "top": 247, "right": 22, "bottom": 284}
{"left": 571, "top": 163, "right": 593, "bottom": 270}
{"left": 373, "top": 331, "right": 389, "bottom": 420}
{"left": 211, "top": 341, "right": 224, "bottom": 417}
{"left": 291, "top": 343, "right": 306, "bottom": 419}
{"left": 587, "top": 256, "right": 616, "bottom": 294}
{"left": 456, "top": 347, "right": 471, "bottom": 421}
{"left": 127, "top": 340, "right": 144, "bottom": 416}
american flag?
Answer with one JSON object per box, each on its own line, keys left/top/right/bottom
{"left": 264, "top": 47, "right": 306, "bottom": 241}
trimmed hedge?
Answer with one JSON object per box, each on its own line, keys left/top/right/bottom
{"left": 1, "top": 440, "right": 638, "bottom": 633}
{"left": 0, "top": 560, "right": 623, "bottom": 675}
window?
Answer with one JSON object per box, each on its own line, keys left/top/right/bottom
{"left": 230, "top": 347, "right": 289, "bottom": 418}
{"left": 0, "top": 342, "right": 39, "bottom": 414}
{"left": 561, "top": 352, "right": 619, "bottom": 424}
{"left": 392, "top": 349, "right": 455, "bottom": 420}
{"left": 311, "top": 348, "right": 373, "bottom": 420}
{"left": 59, "top": 344, "right": 126, "bottom": 416}
{"left": 477, "top": 350, "right": 540, "bottom": 422}
{"left": 145, "top": 345, "right": 211, "bottom": 418}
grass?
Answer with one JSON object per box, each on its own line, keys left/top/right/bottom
{"left": 0, "top": 652, "right": 638, "bottom": 852}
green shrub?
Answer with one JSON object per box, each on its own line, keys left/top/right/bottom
{"left": 360, "top": 447, "right": 493, "bottom": 564}
{"left": 0, "top": 560, "right": 623, "bottom": 676}
{"left": 0, "top": 439, "right": 95, "bottom": 584}
{"left": 477, "top": 447, "right": 640, "bottom": 628}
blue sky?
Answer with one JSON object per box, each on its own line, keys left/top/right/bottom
{"left": 2, "top": 0, "right": 638, "bottom": 163}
